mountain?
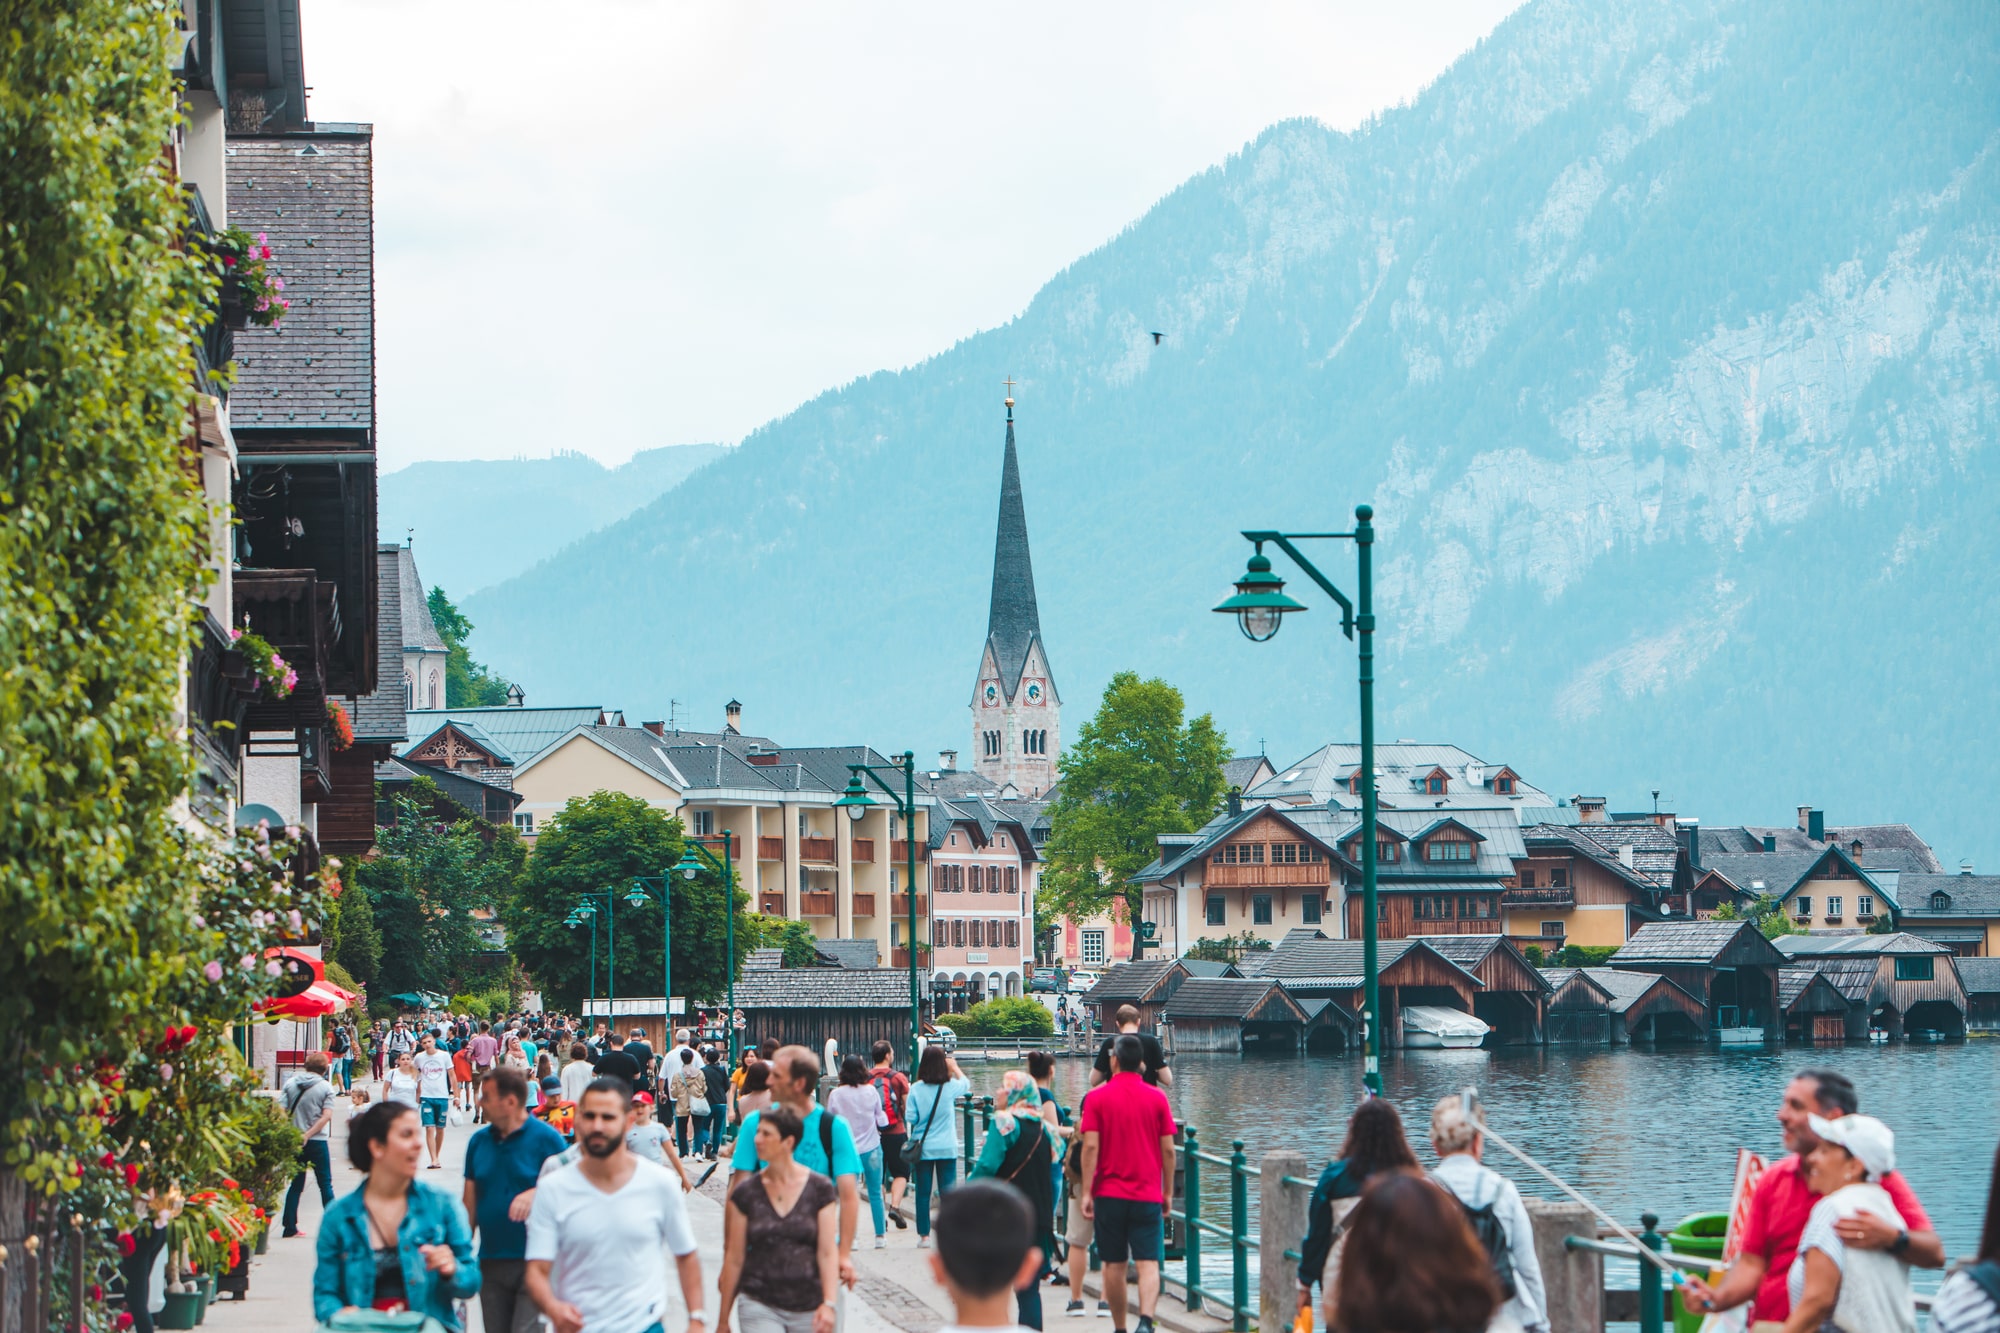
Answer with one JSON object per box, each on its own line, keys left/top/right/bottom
{"left": 467, "top": 0, "right": 2000, "bottom": 866}
{"left": 380, "top": 443, "right": 729, "bottom": 597}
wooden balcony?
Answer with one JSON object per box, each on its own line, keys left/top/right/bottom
{"left": 758, "top": 837, "right": 785, "bottom": 861}
{"left": 758, "top": 892, "right": 787, "bottom": 915}
{"left": 851, "top": 838, "right": 876, "bottom": 863}
{"left": 801, "top": 891, "right": 837, "bottom": 916}
{"left": 800, "top": 836, "right": 836, "bottom": 863}
{"left": 891, "top": 893, "right": 928, "bottom": 918}
{"left": 1409, "top": 919, "right": 1503, "bottom": 936}
{"left": 891, "top": 947, "right": 911, "bottom": 969}
{"left": 1502, "top": 887, "right": 1576, "bottom": 910}
{"left": 691, "top": 835, "right": 741, "bottom": 860}
{"left": 891, "top": 840, "right": 928, "bottom": 863}
{"left": 853, "top": 892, "right": 877, "bottom": 917}
{"left": 1205, "top": 862, "right": 1331, "bottom": 888}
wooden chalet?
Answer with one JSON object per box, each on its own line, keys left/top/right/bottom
{"left": 1609, "top": 920, "right": 1785, "bottom": 1039}
{"left": 1777, "top": 968, "right": 1853, "bottom": 1043}
{"left": 1294, "top": 998, "right": 1360, "bottom": 1053}
{"left": 1424, "top": 936, "right": 1551, "bottom": 1044}
{"left": 1542, "top": 968, "right": 1615, "bottom": 1044}
{"left": 732, "top": 966, "right": 916, "bottom": 1069}
{"left": 1161, "top": 979, "right": 1312, "bottom": 1053}
{"left": 1255, "top": 937, "right": 1482, "bottom": 1048}
{"left": 1080, "top": 959, "right": 1190, "bottom": 1034}
{"left": 1580, "top": 967, "right": 1709, "bottom": 1043}
{"left": 1513, "top": 821, "right": 1689, "bottom": 949}
{"left": 1774, "top": 933, "right": 1967, "bottom": 1039}
{"left": 1959, "top": 958, "right": 2000, "bottom": 1032}
{"left": 1327, "top": 808, "right": 1526, "bottom": 942}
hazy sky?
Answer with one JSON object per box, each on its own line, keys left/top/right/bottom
{"left": 304, "top": 2, "right": 1522, "bottom": 470}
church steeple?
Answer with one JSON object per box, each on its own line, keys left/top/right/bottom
{"left": 984, "top": 395, "right": 1042, "bottom": 698}
{"left": 972, "top": 390, "right": 1060, "bottom": 797}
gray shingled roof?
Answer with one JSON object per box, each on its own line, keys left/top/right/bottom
{"left": 1222, "top": 756, "right": 1275, "bottom": 794}
{"left": 1082, "top": 959, "right": 1183, "bottom": 1004}
{"left": 1956, "top": 957, "right": 2000, "bottom": 997}
{"left": 1774, "top": 933, "right": 1950, "bottom": 958}
{"left": 341, "top": 544, "right": 408, "bottom": 744}
{"left": 745, "top": 949, "right": 784, "bottom": 971}
{"left": 1244, "top": 742, "right": 1556, "bottom": 816}
{"left": 1697, "top": 849, "right": 1884, "bottom": 902}
{"left": 983, "top": 410, "right": 1045, "bottom": 700}
{"left": 1163, "top": 979, "right": 1293, "bottom": 1020}
{"left": 1699, "top": 824, "right": 1942, "bottom": 873}
{"left": 1610, "top": 920, "right": 1782, "bottom": 966}
{"left": 1424, "top": 936, "right": 1554, "bottom": 991}
{"left": 227, "top": 133, "right": 375, "bottom": 432}
{"left": 395, "top": 547, "right": 447, "bottom": 651}
{"left": 817, "top": 939, "right": 880, "bottom": 969}
{"left": 1254, "top": 938, "right": 1479, "bottom": 992}
{"left": 1178, "top": 960, "right": 1243, "bottom": 979}
{"left": 1778, "top": 967, "right": 1851, "bottom": 1011}
{"left": 734, "top": 967, "right": 913, "bottom": 1008}
{"left": 1578, "top": 967, "right": 1701, "bottom": 1015}
{"left": 401, "top": 706, "right": 606, "bottom": 767}
{"left": 1894, "top": 873, "right": 2000, "bottom": 916}
{"left": 1780, "top": 957, "right": 1878, "bottom": 1002}
{"left": 1526, "top": 822, "right": 1680, "bottom": 892}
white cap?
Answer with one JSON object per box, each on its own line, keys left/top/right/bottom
{"left": 1809, "top": 1113, "right": 1895, "bottom": 1180}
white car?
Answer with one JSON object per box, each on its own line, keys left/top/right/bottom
{"left": 1065, "top": 971, "right": 1100, "bottom": 994}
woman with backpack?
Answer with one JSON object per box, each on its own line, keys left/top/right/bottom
{"left": 1299, "top": 1097, "right": 1421, "bottom": 1326}
{"left": 1330, "top": 1170, "right": 1498, "bottom": 1333}
{"left": 826, "top": 1056, "right": 891, "bottom": 1250}
{"left": 969, "top": 1071, "right": 1057, "bottom": 1329}
{"left": 1427, "top": 1096, "right": 1547, "bottom": 1333}
{"left": 1932, "top": 1140, "right": 2000, "bottom": 1332}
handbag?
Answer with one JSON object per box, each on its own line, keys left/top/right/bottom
{"left": 901, "top": 1085, "right": 941, "bottom": 1168}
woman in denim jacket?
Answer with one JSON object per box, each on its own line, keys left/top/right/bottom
{"left": 314, "top": 1101, "right": 480, "bottom": 1328}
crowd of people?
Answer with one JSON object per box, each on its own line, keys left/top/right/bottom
{"left": 282, "top": 1005, "right": 2000, "bottom": 1333}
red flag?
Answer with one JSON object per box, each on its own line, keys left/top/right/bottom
{"left": 1721, "top": 1148, "right": 1766, "bottom": 1263}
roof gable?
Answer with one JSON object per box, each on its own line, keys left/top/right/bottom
{"left": 1611, "top": 919, "right": 1787, "bottom": 968}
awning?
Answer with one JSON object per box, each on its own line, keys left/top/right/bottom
{"left": 266, "top": 978, "right": 359, "bottom": 1019}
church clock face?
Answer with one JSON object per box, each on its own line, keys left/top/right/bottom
{"left": 982, "top": 681, "right": 1000, "bottom": 707}
{"left": 1023, "top": 679, "right": 1045, "bottom": 705}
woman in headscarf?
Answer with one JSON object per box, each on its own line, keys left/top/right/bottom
{"left": 969, "top": 1069, "right": 1056, "bottom": 1329}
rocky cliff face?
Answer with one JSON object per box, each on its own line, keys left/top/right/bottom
{"left": 470, "top": 0, "right": 2000, "bottom": 862}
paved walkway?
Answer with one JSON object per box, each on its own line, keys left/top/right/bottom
{"left": 202, "top": 1089, "right": 965, "bottom": 1333}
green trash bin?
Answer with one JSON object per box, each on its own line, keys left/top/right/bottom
{"left": 1666, "top": 1213, "right": 1730, "bottom": 1333}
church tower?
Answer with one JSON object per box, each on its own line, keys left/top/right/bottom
{"left": 971, "top": 393, "right": 1060, "bottom": 796}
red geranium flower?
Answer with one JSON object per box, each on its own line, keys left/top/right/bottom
{"left": 116, "top": 1233, "right": 136, "bottom": 1257}
{"left": 125, "top": 1164, "right": 141, "bottom": 1188}
{"left": 116, "top": 1314, "right": 133, "bottom": 1330}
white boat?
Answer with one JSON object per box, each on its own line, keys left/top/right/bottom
{"left": 1401, "top": 1005, "right": 1491, "bottom": 1049}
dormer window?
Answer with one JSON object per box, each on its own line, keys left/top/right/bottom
{"left": 1419, "top": 767, "right": 1451, "bottom": 796}
{"left": 1930, "top": 891, "right": 1952, "bottom": 911}
{"left": 1425, "top": 836, "right": 1474, "bottom": 863}
{"left": 1491, "top": 768, "right": 1518, "bottom": 796}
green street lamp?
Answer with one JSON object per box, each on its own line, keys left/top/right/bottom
{"left": 568, "top": 887, "right": 621, "bottom": 1037}
{"left": 1214, "top": 504, "right": 1383, "bottom": 1095}
{"left": 836, "top": 754, "right": 924, "bottom": 1072}
{"left": 671, "top": 833, "right": 740, "bottom": 1067}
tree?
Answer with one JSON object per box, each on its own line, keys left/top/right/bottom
{"left": 748, "top": 915, "right": 822, "bottom": 969}
{"left": 1185, "top": 932, "right": 1273, "bottom": 963}
{"left": 427, "top": 586, "right": 513, "bottom": 707}
{"left": 328, "top": 879, "right": 383, "bottom": 986}
{"left": 357, "top": 793, "right": 523, "bottom": 998}
{"left": 504, "top": 791, "right": 751, "bottom": 1013}
{"left": 1041, "top": 673, "right": 1229, "bottom": 957}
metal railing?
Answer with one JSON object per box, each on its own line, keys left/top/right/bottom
{"left": 1172, "top": 1126, "right": 1258, "bottom": 1332}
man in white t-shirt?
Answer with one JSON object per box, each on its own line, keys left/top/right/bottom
{"left": 412, "top": 1032, "right": 456, "bottom": 1170}
{"left": 526, "top": 1077, "right": 705, "bottom": 1333}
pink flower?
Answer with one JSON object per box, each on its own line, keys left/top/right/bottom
{"left": 256, "top": 232, "right": 267, "bottom": 244}
{"left": 273, "top": 278, "right": 285, "bottom": 291}
{"left": 159, "top": 1064, "right": 172, "bottom": 1081}
{"left": 193, "top": 914, "right": 205, "bottom": 928}
{"left": 288, "top": 911, "right": 304, "bottom": 933}
{"left": 229, "top": 628, "right": 242, "bottom": 641}
{"left": 265, "top": 960, "right": 281, "bottom": 977}
{"left": 239, "top": 954, "right": 255, "bottom": 970}
{"left": 203, "top": 961, "right": 224, "bottom": 982}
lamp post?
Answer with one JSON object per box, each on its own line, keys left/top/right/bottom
{"left": 623, "top": 874, "right": 668, "bottom": 1043}
{"left": 563, "top": 886, "right": 620, "bottom": 1037}
{"left": 833, "top": 754, "right": 923, "bottom": 1071}
{"left": 1213, "top": 504, "right": 1382, "bottom": 1094}
{"left": 672, "top": 833, "right": 739, "bottom": 1066}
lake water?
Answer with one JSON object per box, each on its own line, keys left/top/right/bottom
{"left": 957, "top": 1040, "right": 2000, "bottom": 1310}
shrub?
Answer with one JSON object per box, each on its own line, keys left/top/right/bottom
{"left": 961, "top": 997, "right": 1054, "bottom": 1039}
{"left": 1523, "top": 943, "right": 1545, "bottom": 967}
{"left": 1557, "top": 944, "right": 1621, "bottom": 968}
{"left": 934, "top": 1013, "right": 974, "bottom": 1036}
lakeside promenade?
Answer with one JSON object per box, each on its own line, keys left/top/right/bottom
{"left": 206, "top": 1091, "right": 1169, "bottom": 1333}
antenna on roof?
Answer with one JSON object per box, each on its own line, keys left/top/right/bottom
{"left": 1652, "top": 789, "right": 1660, "bottom": 815}
{"left": 405, "top": 527, "right": 414, "bottom": 548}
{"left": 667, "top": 698, "right": 680, "bottom": 731}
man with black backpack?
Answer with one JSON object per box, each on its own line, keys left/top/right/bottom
{"left": 869, "top": 1041, "right": 913, "bottom": 1230}
{"left": 1428, "top": 1095, "right": 1547, "bottom": 1333}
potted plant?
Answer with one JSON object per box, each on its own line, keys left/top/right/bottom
{"left": 327, "top": 698, "right": 355, "bottom": 750}
{"left": 229, "top": 626, "right": 296, "bottom": 699}
{"left": 205, "top": 229, "right": 288, "bottom": 328}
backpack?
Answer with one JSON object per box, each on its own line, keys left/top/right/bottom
{"left": 1965, "top": 1259, "right": 2000, "bottom": 1309}
{"left": 1432, "top": 1174, "right": 1517, "bottom": 1300}
{"left": 872, "top": 1070, "right": 907, "bottom": 1129}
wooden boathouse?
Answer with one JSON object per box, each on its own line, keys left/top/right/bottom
{"left": 1961, "top": 958, "right": 2000, "bottom": 1032}
{"left": 1542, "top": 968, "right": 1614, "bottom": 1044}
{"left": 733, "top": 966, "right": 917, "bottom": 1067}
{"left": 1609, "top": 920, "right": 1785, "bottom": 1039}
{"left": 1777, "top": 967, "right": 1853, "bottom": 1043}
{"left": 1426, "top": 935, "right": 1552, "bottom": 1044}
{"left": 1773, "top": 933, "right": 1968, "bottom": 1039}
{"left": 1161, "top": 979, "right": 1312, "bottom": 1053}
{"left": 1579, "top": 966, "right": 1709, "bottom": 1042}
{"left": 1081, "top": 958, "right": 1190, "bottom": 1035}
{"left": 1256, "top": 936, "right": 1481, "bottom": 1048}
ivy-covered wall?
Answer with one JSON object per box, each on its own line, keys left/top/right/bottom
{"left": 0, "top": 0, "right": 211, "bottom": 1223}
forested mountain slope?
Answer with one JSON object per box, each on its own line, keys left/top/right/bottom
{"left": 469, "top": 0, "right": 2000, "bottom": 863}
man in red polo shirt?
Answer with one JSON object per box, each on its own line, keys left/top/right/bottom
{"left": 1681, "top": 1068, "right": 1943, "bottom": 1323}
{"left": 1080, "top": 1034, "right": 1177, "bottom": 1333}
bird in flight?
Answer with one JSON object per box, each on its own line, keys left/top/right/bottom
{"left": 1149, "top": 331, "right": 1164, "bottom": 344}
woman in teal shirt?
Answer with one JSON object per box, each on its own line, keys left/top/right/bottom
{"left": 905, "top": 1045, "right": 970, "bottom": 1247}
{"left": 313, "top": 1101, "right": 479, "bottom": 1328}
{"left": 970, "top": 1070, "right": 1057, "bottom": 1328}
